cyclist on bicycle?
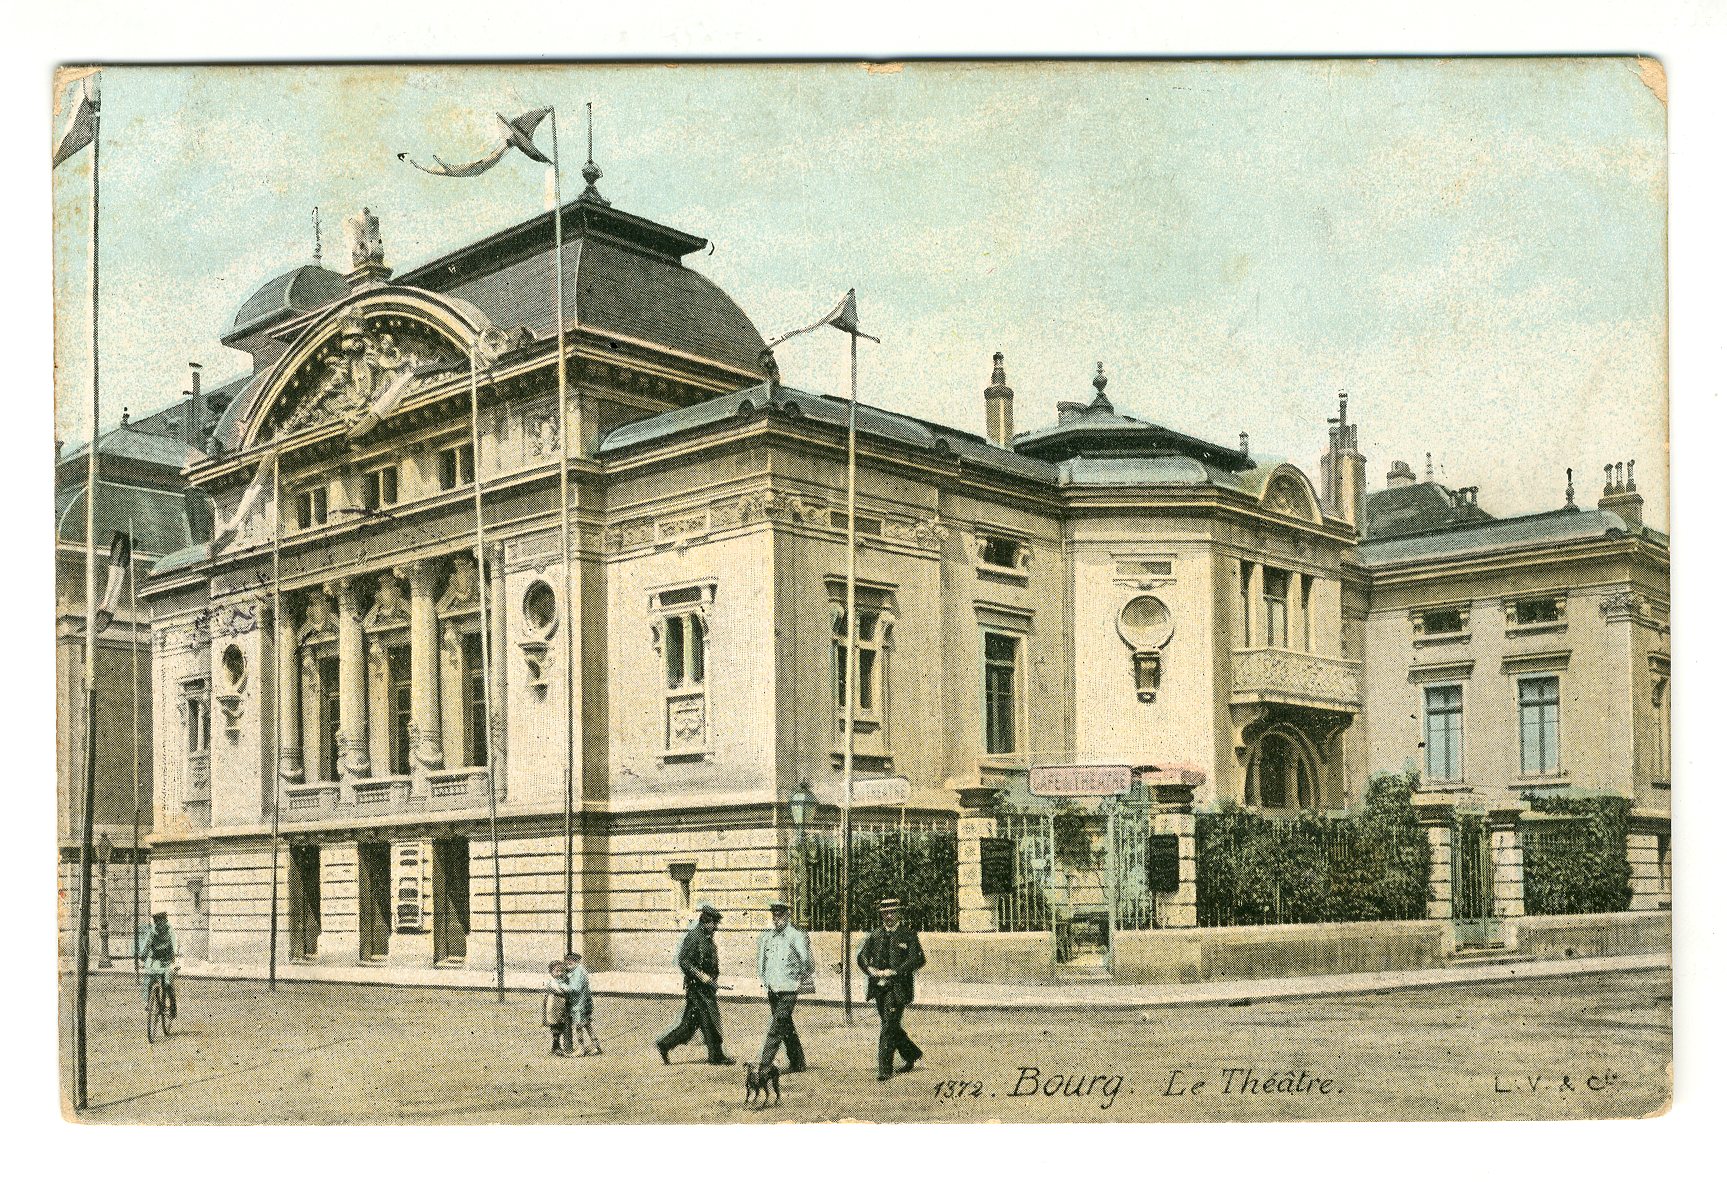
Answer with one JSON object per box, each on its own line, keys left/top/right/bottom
{"left": 137, "top": 910, "right": 177, "bottom": 1019}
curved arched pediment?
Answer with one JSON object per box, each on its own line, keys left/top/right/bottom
{"left": 239, "top": 287, "right": 505, "bottom": 450}
{"left": 1261, "top": 465, "right": 1322, "bottom": 524}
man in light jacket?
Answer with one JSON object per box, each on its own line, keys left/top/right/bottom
{"left": 755, "top": 900, "right": 812, "bottom": 1073}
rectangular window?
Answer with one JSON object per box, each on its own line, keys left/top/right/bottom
{"left": 363, "top": 466, "right": 399, "bottom": 512}
{"left": 438, "top": 444, "right": 475, "bottom": 491}
{"left": 1421, "top": 607, "right": 1464, "bottom": 635}
{"left": 388, "top": 645, "right": 412, "bottom": 776}
{"left": 462, "top": 632, "right": 488, "bottom": 767}
{"left": 183, "top": 680, "right": 210, "bottom": 754}
{"left": 1513, "top": 597, "right": 1561, "bottom": 626}
{"left": 318, "top": 656, "right": 340, "bottom": 782}
{"left": 980, "top": 535, "right": 1021, "bottom": 568}
{"left": 1239, "top": 563, "right": 1253, "bottom": 647}
{"left": 1298, "top": 575, "right": 1313, "bottom": 652}
{"left": 1263, "top": 568, "right": 1290, "bottom": 649}
{"left": 663, "top": 613, "right": 706, "bottom": 689}
{"left": 983, "top": 631, "right": 1019, "bottom": 755}
{"left": 1518, "top": 676, "right": 1561, "bottom": 775}
{"left": 1423, "top": 684, "right": 1463, "bottom": 782}
{"left": 832, "top": 608, "right": 885, "bottom": 729}
{"left": 294, "top": 487, "right": 328, "bottom": 530}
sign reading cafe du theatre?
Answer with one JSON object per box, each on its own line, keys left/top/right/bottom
{"left": 1028, "top": 765, "right": 1133, "bottom": 798}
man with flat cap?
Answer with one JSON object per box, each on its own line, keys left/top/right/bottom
{"left": 857, "top": 897, "right": 926, "bottom": 1081}
{"left": 755, "top": 900, "right": 813, "bottom": 1073}
{"left": 656, "top": 902, "right": 734, "bottom": 1065}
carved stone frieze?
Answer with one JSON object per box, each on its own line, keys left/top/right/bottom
{"left": 277, "top": 313, "right": 459, "bottom": 436}
{"left": 882, "top": 515, "right": 950, "bottom": 550}
{"left": 1231, "top": 648, "right": 1362, "bottom": 710}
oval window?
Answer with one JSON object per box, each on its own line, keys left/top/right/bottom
{"left": 221, "top": 644, "right": 246, "bottom": 688}
{"left": 1117, "top": 595, "right": 1174, "bottom": 650}
{"left": 523, "top": 580, "right": 557, "bottom": 635}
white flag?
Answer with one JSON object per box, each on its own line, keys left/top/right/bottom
{"left": 209, "top": 452, "right": 277, "bottom": 553}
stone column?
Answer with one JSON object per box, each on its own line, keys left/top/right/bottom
{"left": 405, "top": 561, "right": 443, "bottom": 770}
{"left": 1152, "top": 783, "right": 1198, "bottom": 928}
{"left": 333, "top": 578, "right": 370, "bottom": 778}
{"left": 1626, "top": 823, "right": 1664, "bottom": 911}
{"left": 1414, "top": 799, "right": 1454, "bottom": 920}
{"left": 277, "top": 601, "right": 303, "bottom": 783}
{"left": 956, "top": 786, "right": 1000, "bottom": 933}
{"left": 1487, "top": 806, "right": 1524, "bottom": 919}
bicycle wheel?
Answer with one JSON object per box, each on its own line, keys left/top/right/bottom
{"left": 146, "top": 983, "right": 162, "bottom": 1044}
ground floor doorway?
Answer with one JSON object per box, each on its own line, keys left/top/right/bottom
{"left": 289, "top": 843, "right": 321, "bottom": 959}
{"left": 432, "top": 837, "right": 470, "bottom": 963}
{"left": 358, "top": 840, "right": 392, "bottom": 961}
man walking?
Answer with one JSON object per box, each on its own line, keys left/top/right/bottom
{"left": 655, "top": 902, "right": 734, "bottom": 1066}
{"left": 755, "top": 900, "right": 812, "bottom": 1073}
{"left": 857, "top": 897, "right": 925, "bottom": 1081}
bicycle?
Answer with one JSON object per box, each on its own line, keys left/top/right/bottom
{"left": 145, "top": 974, "right": 173, "bottom": 1043}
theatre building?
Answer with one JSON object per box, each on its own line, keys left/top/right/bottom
{"left": 136, "top": 178, "right": 1668, "bottom": 983}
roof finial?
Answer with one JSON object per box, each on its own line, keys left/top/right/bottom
{"left": 1424, "top": 452, "right": 1433, "bottom": 481}
{"left": 1090, "top": 362, "right": 1113, "bottom": 413}
{"left": 312, "top": 205, "right": 322, "bottom": 266}
{"left": 1565, "top": 467, "right": 1575, "bottom": 509}
{"left": 120, "top": 407, "right": 130, "bottom": 427}
{"left": 1625, "top": 459, "right": 1636, "bottom": 492}
{"left": 991, "top": 351, "right": 1006, "bottom": 387}
{"left": 579, "top": 100, "right": 609, "bottom": 206}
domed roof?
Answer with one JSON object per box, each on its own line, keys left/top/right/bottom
{"left": 226, "top": 264, "right": 348, "bottom": 342}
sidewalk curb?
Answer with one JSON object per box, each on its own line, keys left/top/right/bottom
{"left": 78, "top": 953, "right": 1669, "bottom": 1012}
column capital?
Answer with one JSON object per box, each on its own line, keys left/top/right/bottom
{"left": 331, "top": 577, "right": 361, "bottom": 613}
{"left": 404, "top": 558, "right": 441, "bottom": 596}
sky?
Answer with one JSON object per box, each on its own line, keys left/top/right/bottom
{"left": 51, "top": 59, "right": 1668, "bottom": 526}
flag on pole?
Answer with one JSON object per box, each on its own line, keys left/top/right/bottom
{"left": 766, "top": 289, "right": 881, "bottom": 348}
{"left": 399, "top": 108, "right": 553, "bottom": 176}
{"left": 52, "top": 77, "right": 97, "bottom": 168}
{"left": 91, "top": 531, "right": 131, "bottom": 635}
{"left": 209, "top": 451, "right": 278, "bottom": 553}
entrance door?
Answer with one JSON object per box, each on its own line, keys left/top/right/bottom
{"left": 1051, "top": 811, "right": 1112, "bottom": 971}
{"left": 432, "top": 837, "right": 470, "bottom": 963}
{"left": 357, "top": 841, "right": 392, "bottom": 961}
{"left": 288, "top": 844, "right": 321, "bottom": 959}
{"left": 1451, "top": 812, "right": 1501, "bottom": 948}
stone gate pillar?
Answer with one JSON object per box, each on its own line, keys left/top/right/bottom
{"left": 956, "top": 787, "right": 1000, "bottom": 933}
{"left": 1626, "top": 818, "right": 1667, "bottom": 911}
{"left": 1151, "top": 783, "right": 1198, "bottom": 929}
{"left": 1487, "top": 806, "right": 1525, "bottom": 919}
{"left": 1414, "top": 799, "right": 1455, "bottom": 920}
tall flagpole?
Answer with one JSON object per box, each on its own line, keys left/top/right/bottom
{"left": 267, "top": 454, "right": 283, "bottom": 990}
{"left": 840, "top": 328, "right": 859, "bottom": 1026}
{"left": 552, "top": 106, "right": 576, "bottom": 958}
{"left": 471, "top": 344, "right": 505, "bottom": 1001}
{"left": 73, "top": 75, "right": 102, "bottom": 1113}
{"left": 130, "top": 515, "right": 140, "bottom": 981}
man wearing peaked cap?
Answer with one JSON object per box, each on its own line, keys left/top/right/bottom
{"left": 755, "top": 900, "right": 813, "bottom": 1074}
{"left": 857, "top": 897, "right": 926, "bottom": 1081}
{"left": 654, "top": 902, "right": 734, "bottom": 1066}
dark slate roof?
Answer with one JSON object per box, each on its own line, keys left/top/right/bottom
{"left": 1058, "top": 454, "right": 1265, "bottom": 492}
{"left": 1012, "top": 401, "right": 1256, "bottom": 472}
{"left": 55, "top": 480, "right": 212, "bottom": 557}
{"left": 401, "top": 200, "right": 767, "bottom": 377}
{"left": 1356, "top": 508, "right": 1634, "bottom": 566}
{"left": 1365, "top": 480, "right": 1494, "bottom": 539}
{"left": 59, "top": 426, "right": 204, "bottom": 472}
{"left": 225, "top": 265, "right": 349, "bottom": 343}
{"left": 598, "top": 384, "right": 1059, "bottom": 484}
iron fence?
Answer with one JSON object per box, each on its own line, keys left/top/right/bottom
{"left": 789, "top": 813, "right": 958, "bottom": 932}
{"left": 1521, "top": 821, "right": 1621, "bottom": 915}
{"left": 1195, "top": 814, "right": 1405, "bottom": 927}
{"left": 994, "top": 811, "right": 1054, "bottom": 932}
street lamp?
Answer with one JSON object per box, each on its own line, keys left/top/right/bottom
{"left": 788, "top": 781, "right": 816, "bottom": 840}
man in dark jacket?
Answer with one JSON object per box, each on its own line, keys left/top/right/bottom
{"left": 655, "top": 902, "right": 735, "bottom": 1065}
{"left": 856, "top": 897, "right": 925, "bottom": 1081}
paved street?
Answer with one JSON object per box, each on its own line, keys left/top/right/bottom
{"left": 63, "top": 969, "right": 1670, "bottom": 1124}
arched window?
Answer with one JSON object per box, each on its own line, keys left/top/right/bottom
{"left": 1247, "top": 730, "right": 1317, "bottom": 810}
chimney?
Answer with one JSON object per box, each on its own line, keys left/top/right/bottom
{"left": 983, "top": 352, "right": 1014, "bottom": 447}
{"left": 1598, "top": 458, "right": 1644, "bottom": 528}
{"left": 1385, "top": 460, "right": 1417, "bottom": 488}
{"left": 185, "top": 362, "right": 204, "bottom": 448}
{"left": 343, "top": 207, "right": 392, "bottom": 288}
{"left": 1318, "top": 391, "right": 1366, "bottom": 529}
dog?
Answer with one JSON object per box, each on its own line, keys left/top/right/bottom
{"left": 744, "top": 1061, "right": 782, "bottom": 1107}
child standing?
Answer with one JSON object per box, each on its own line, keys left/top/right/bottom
{"left": 543, "top": 960, "right": 572, "bottom": 1056}
{"left": 562, "top": 951, "right": 600, "bottom": 1055}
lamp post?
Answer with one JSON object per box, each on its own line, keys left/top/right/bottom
{"left": 787, "top": 781, "right": 816, "bottom": 930}
{"left": 96, "top": 833, "right": 113, "bottom": 968}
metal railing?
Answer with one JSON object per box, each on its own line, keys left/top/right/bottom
{"left": 789, "top": 814, "right": 958, "bottom": 932}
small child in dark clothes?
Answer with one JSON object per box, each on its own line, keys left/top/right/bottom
{"left": 543, "top": 961, "right": 572, "bottom": 1056}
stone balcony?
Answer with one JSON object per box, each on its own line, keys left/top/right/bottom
{"left": 1230, "top": 647, "right": 1362, "bottom": 712}
{"left": 279, "top": 768, "right": 501, "bottom": 822}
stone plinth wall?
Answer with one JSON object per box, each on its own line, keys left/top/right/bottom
{"left": 1507, "top": 911, "right": 1670, "bottom": 961}
{"left": 1116, "top": 918, "right": 1449, "bottom": 985}
{"left": 57, "top": 857, "right": 153, "bottom": 962}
